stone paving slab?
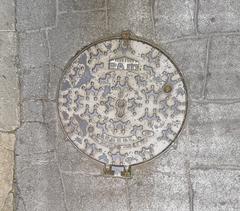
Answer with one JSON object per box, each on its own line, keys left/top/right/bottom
{"left": 62, "top": 174, "right": 129, "bottom": 211}
{"left": 153, "top": 0, "right": 195, "bottom": 41}
{"left": 128, "top": 173, "right": 189, "bottom": 211}
{"left": 19, "top": 31, "right": 49, "bottom": 69}
{"left": 191, "top": 169, "right": 240, "bottom": 211}
{"left": 108, "top": 0, "right": 154, "bottom": 39}
{"left": 206, "top": 35, "right": 240, "bottom": 99}
{"left": 48, "top": 11, "right": 106, "bottom": 68}
{"left": 15, "top": 157, "right": 66, "bottom": 211}
{"left": 16, "top": 0, "right": 56, "bottom": 31}
{"left": 198, "top": 0, "right": 240, "bottom": 34}
{"left": 188, "top": 121, "right": 240, "bottom": 165}
{"left": 21, "top": 100, "right": 44, "bottom": 122}
{"left": 48, "top": 65, "right": 63, "bottom": 100}
{"left": 189, "top": 101, "right": 240, "bottom": 124}
{"left": 0, "top": 133, "right": 15, "bottom": 211}
{"left": 16, "top": 122, "right": 55, "bottom": 157}
{"left": 184, "top": 102, "right": 240, "bottom": 165}
{"left": 21, "top": 65, "right": 49, "bottom": 100}
{"left": 15, "top": 121, "right": 66, "bottom": 210}
{"left": 59, "top": 0, "right": 105, "bottom": 12}
{"left": 0, "top": 0, "right": 15, "bottom": 30}
{"left": 0, "top": 32, "right": 20, "bottom": 131}
{"left": 162, "top": 38, "right": 208, "bottom": 98}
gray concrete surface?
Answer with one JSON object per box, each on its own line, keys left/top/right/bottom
{"left": 11, "top": 0, "right": 240, "bottom": 210}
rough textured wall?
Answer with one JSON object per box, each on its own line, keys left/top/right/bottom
{"left": 13, "top": 0, "right": 240, "bottom": 210}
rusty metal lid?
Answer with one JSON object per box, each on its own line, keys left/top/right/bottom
{"left": 58, "top": 32, "right": 187, "bottom": 168}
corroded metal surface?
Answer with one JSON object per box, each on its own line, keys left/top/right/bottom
{"left": 58, "top": 35, "right": 187, "bottom": 166}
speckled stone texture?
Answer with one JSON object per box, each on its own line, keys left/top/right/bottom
{"left": 13, "top": 0, "right": 240, "bottom": 210}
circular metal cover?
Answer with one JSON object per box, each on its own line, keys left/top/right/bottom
{"left": 58, "top": 34, "right": 187, "bottom": 166}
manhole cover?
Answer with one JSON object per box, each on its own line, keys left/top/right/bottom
{"left": 58, "top": 32, "right": 187, "bottom": 170}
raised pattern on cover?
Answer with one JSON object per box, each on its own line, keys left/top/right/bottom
{"left": 58, "top": 37, "right": 187, "bottom": 166}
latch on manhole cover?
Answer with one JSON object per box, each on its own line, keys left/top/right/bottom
{"left": 58, "top": 31, "right": 187, "bottom": 178}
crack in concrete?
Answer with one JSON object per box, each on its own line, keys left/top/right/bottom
{"left": 60, "top": 169, "right": 101, "bottom": 176}
{"left": 54, "top": 154, "right": 69, "bottom": 211}
{"left": 0, "top": 128, "right": 20, "bottom": 134}
{"left": 150, "top": 0, "right": 157, "bottom": 40}
{"left": 201, "top": 35, "right": 212, "bottom": 99}
{"left": 125, "top": 179, "right": 132, "bottom": 211}
{"left": 21, "top": 98, "right": 56, "bottom": 103}
{"left": 15, "top": 183, "right": 27, "bottom": 211}
{"left": 194, "top": 0, "right": 199, "bottom": 35}
{"left": 56, "top": 0, "right": 59, "bottom": 27}
{"left": 191, "top": 164, "right": 240, "bottom": 171}
{"left": 45, "top": 30, "right": 52, "bottom": 103}
{"left": 0, "top": 190, "right": 13, "bottom": 211}
{"left": 70, "top": 7, "right": 107, "bottom": 14}
{"left": 0, "top": 144, "right": 14, "bottom": 152}
{"left": 48, "top": 120, "right": 69, "bottom": 211}
{"left": 161, "top": 31, "right": 240, "bottom": 44}
{"left": 186, "top": 161, "right": 194, "bottom": 211}
{"left": 105, "top": 0, "right": 109, "bottom": 32}
{"left": 192, "top": 98, "right": 240, "bottom": 104}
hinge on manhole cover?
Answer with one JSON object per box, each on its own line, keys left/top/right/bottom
{"left": 121, "top": 30, "right": 131, "bottom": 46}
{"left": 103, "top": 165, "right": 132, "bottom": 178}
